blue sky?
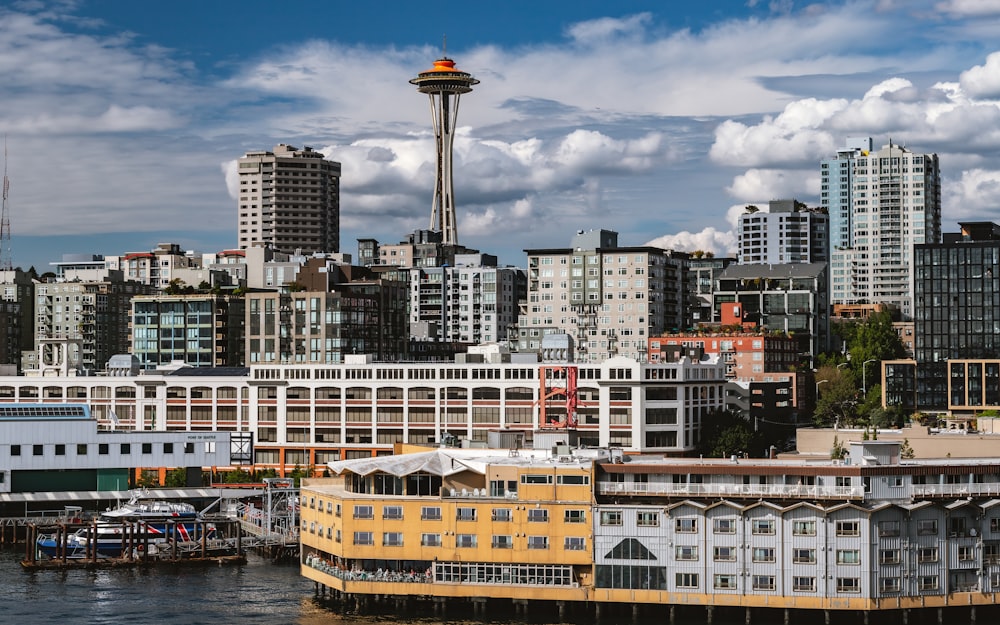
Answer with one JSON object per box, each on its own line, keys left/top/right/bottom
{"left": 4, "top": 0, "right": 1000, "bottom": 271}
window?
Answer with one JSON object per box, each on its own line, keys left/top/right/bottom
{"left": 33, "top": 444, "right": 43, "bottom": 456}
{"left": 456, "top": 534, "right": 477, "bottom": 548}
{"left": 753, "top": 547, "right": 775, "bottom": 563}
{"left": 880, "top": 577, "right": 900, "bottom": 593}
{"left": 879, "top": 520, "right": 900, "bottom": 537}
{"left": 527, "top": 536, "right": 549, "bottom": 550}
{"left": 714, "top": 575, "right": 737, "bottom": 590}
{"left": 421, "top": 506, "right": 441, "bottom": 521}
{"left": 959, "top": 546, "right": 975, "bottom": 561}
{"left": 353, "top": 531, "right": 373, "bottom": 545}
{"left": 120, "top": 443, "right": 131, "bottom": 454}
{"left": 10, "top": 444, "right": 20, "bottom": 456}
{"left": 493, "top": 508, "right": 512, "bottom": 522}
{"left": 492, "top": 535, "right": 512, "bottom": 549}
{"left": 54, "top": 444, "right": 65, "bottom": 456}
{"left": 76, "top": 444, "right": 87, "bottom": 455}
{"left": 141, "top": 443, "right": 152, "bottom": 454}
{"left": 919, "top": 576, "right": 939, "bottom": 591}
{"left": 793, "top": 521, "right": 816, "bottom": 536}
{"left": 600, "top": 510, "right": 622, "bottom": 526}
{"left": 521, "top": 474, "right": 553, "bottom": 484}
{"left": 636, "top": 511, "right": 659, "bottom": 527}
{"left": 793, "top": 548, "right": 816, "bottom": 564}
{"left": 675, "top": 518, "right": 697, "bottom": 533}
{"left": 457, "top": 507, "right": 477, "bottom": 521}
{"left": 991, "top": 517, "right": 1000, "bottom": 533}
{"left": 383, "top": 532, "right": 403, "bottom": 546}
{"left": 917, "top": 519, "right": 938, "bottom": 535}
{"left": 675, "top": 545, "right": 698, "bottom": 561}
{"left": 163, "top": 443, "right": 173, "bottom": 454}
{"left": 421, "top": 533, "right": 441, "bottom": 547}
{"left": 880, "top": 549, "right": 901, "bottom": 565}
{"left": 714, "top": 546, "right": 736, "bottom": 561}
{"left": 353, "top": 505, "right": 373, "bottom": 520}
{"left": 793, "top": 576, "right": 815, "bottom": 592}
{"left": 564, "top": 509, "right": 586, "bottom": 524}
{"left": 837, "top": 577, "right": 860, "bottom": 593}
{"left": 99, "top": 444, "right": 108, "bottom": 455}
{"left": 676, "top": 573, "right": 699, "bottom": 588}
{"left": 565, "top": 536, "right": 586, "bottom": 551}
{"left": 918, "top": 547, "right": 938, "bottom": 563}
{"left": 836, "top": 521, "right": 860, "bottom": 536}
{"left": 752, "top": 575, "right": 775, "bottom": 591}
{"left": 837, "top": 549, "right": 860, "bottom": 565}
{"left": 527, "top": 509, "right": 549, "bottom": 523}
{"left": 713, "top": 518, "right": 736, "bottom": 534}
{"left": 752, "top": 519, "right": 775, "bottom": 535}
{"left": 383, "top": 506, "right": 403, "bottom": 520}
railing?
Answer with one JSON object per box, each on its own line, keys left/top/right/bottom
{"left": 912, "top": 483, "right": 1000, "bottom": 498}
{"left": 596, "top": 482, "right": 865, "bottom": 499}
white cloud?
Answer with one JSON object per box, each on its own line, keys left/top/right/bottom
{"left": 726, "top": 168, "right": 819, "bottom": 201}
{"left": 944, "top": 169, "right": 1000, "bottom": 221}
{"left": 646, "top": 227, "right": 737, "bottom": 257}
{"left": 936, "top": 0, "right": 1000, "bottom": 17}
{"left": 960, "top": 52, "right": 1000, "bottom": 99}
{"left": 565, "top": 13, "right": 652, "bottom": 45}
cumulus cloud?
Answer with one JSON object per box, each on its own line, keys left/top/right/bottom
{"left": 960, "top": 52, "right": 1000, "bottom": 99}
{"left": 726, "top": 168, "right": 819, "bottom": 201}
{"left": 565, "top": 13, "right": 652, "bottom": 45}
{"left": 646, "top": 227, "right": 737, "bottom": 257}
{"left": 944, "top": 169, "right": 1000, "bottom": 220}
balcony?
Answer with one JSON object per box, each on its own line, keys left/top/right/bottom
{"left": 596, "top": 481, "right": 865, "bottom": 500}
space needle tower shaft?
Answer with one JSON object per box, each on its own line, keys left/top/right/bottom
{"left": 410, "top": 54, "right": 478, "bottom": 245}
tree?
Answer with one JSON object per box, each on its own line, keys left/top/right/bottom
{"left": 745, "top": 205, "right": 760, "bottom": 214}
{"left": 224, "top": 468, "right": 253, "bottom": 484}
{"left": 830, "top": 436, "right": 846, "bottom": 460}
{"left": 900, "top": 438, "right": 915, "bottom": 459}
{"left": 847, "top": 311, "right": 906, "bottom": 387}
{"left": 698, "top": 409, "right": 766, "bottom": 458}
{"left": 164, "top": 468, "right": 188, "bottom": 487}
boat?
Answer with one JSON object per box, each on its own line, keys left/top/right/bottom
{"left": 36, "top": 492, "right": 216, "bottom": 559}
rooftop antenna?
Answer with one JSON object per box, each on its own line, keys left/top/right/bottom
{"left": 0, "top": 137, "right": 12, "bottom": 271}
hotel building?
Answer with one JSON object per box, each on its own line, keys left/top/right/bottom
{"left": 300, "top": 439, "right": 1000, "bottom": 621}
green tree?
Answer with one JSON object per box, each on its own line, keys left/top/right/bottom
{"left": 224, "top": 468, "right": 253, "bottom": 484}
{"left": 830, "top": 436, "right": 846, "bottom": 460}
{"left": 847, "top": 311, "right": 906, "bottom": 390}
{"left": 900, "top": 438, "right": 915, "bottom": 459}
{"left": 136, "top": 470, "right": 159, "bottom": 488}
{"left": 164, "top": 468, "right": 188, "bottom": 487}
{"left": 814, "top": 372, "right": 859, "bottom": 428}
{"left": 698, "top": 409, "right": 765, "bottom": 458}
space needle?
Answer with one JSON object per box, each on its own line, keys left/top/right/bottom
{"left": 410, "top": 51, "right": 479, "bottom": 246}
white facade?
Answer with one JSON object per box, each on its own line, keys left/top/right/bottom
{"left": 738, "top": 200, "right": 828, "bottom": 265}
{"left": 0, "top": 355, "right": 725, "bottom": 469}
{"left": 822, "top": 139, "right": 941, "bottom": 319}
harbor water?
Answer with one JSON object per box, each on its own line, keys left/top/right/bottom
{"left": 0, "top": 549, "right": 989, "bottom": 625}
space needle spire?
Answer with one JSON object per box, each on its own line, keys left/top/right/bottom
{"left": 410, "top": 47, "right": 478, "bottom": 246}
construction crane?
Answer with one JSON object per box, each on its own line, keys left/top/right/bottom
{"left": 535, "top": 365, "right": 579, "bottom": 430}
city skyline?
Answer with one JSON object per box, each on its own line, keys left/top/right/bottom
{"left": 2, "top": 1, "right": 1000, "bottom": 271}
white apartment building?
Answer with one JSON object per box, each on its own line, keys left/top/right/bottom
{"left": 821, "top": 138, "right": 941, "bottom": 319}
{"left": 519, "top": 230, "right": 687, "bottom": 364}
{"left": 237, "top": 144, "right": 341, "bottom": 255}
{"left": 738, "top": 199, "right": 829, "bottom": 265}
{"left": 409, "top": 253, "right": 524, "bottom": 345}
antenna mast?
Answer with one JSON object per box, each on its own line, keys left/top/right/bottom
{"left": 0, "top": 138, "right": 11, "bottom": 271}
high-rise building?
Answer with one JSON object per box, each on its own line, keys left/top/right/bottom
{"left": 410, "top": 56, "right": 478, "bottom": 245}
{"left": 737, "top": 199, "right": 828, "bottom": 265}
{"left": 821, "top": 138, "right": 941, "bottom": 319}
{"left": 519, "top": 230, "right": 687, "bottom": 363}
{"left": 408, "top": 253, "right": 525, "bottom": 345}
{"left": 885, "top": 222, "right": 1000, "bottom": 412}
{"left": 236, "top": 144, "right": 341, "bottom": 255}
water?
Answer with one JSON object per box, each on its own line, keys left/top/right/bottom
{"left": 0, "top": 549, "right": 990, "bottom": 625}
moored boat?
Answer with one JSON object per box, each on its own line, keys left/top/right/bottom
{"left": 36, "top": 492, "right": 215, "bottom": 559}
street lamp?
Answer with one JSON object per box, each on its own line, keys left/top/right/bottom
{"left": 862, "top": 359, "right": 878, "bottom": 395}
{"left": 816, "top": 379, "right": 829, "bottom": 397}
